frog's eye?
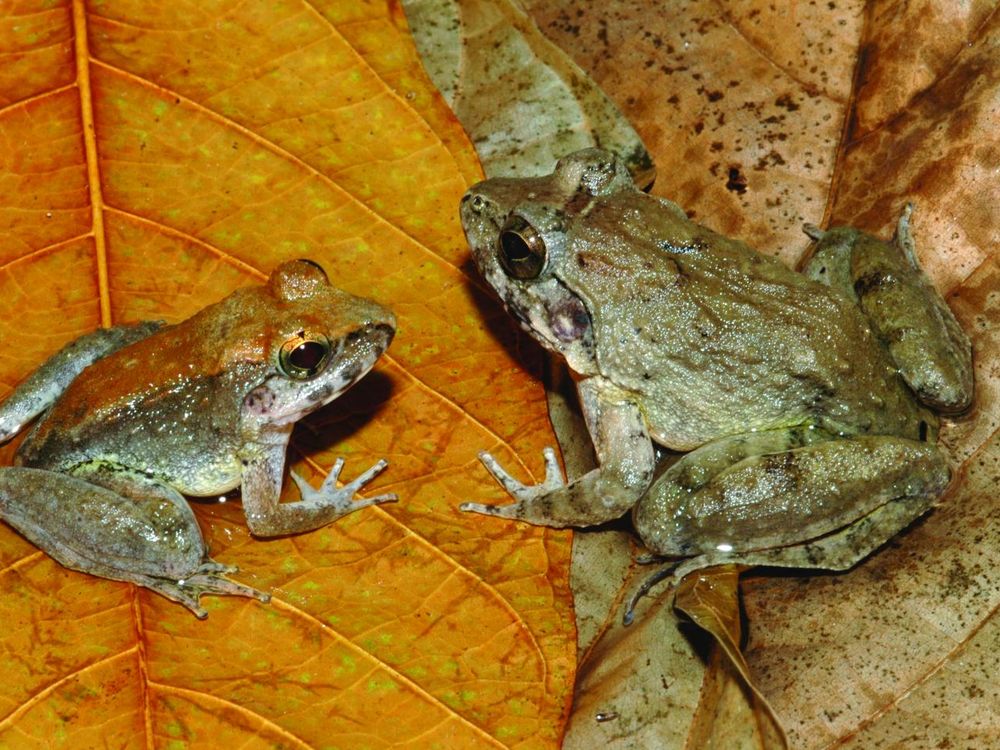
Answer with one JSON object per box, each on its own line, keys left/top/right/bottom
{"left": 278, "top": 332, "right": 332, "bottom": 379}
{"left": 498, "top": 216, "right": 546, "bottom": 280}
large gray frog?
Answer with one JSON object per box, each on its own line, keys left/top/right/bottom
{"left": 0, "top": 260, "right": 396, "bottom": 617}
{"left": 459, "top": 148, "right": 973, "bottom": 590}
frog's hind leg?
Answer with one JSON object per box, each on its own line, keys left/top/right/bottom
{"left": 0, "top": 466, "right": 268, "bottom": 617}
{"left": 804, "top": 206, "right": 973, "bottom": 413}
{"left": 629, "top": 429, "right": 950, "bottom": 615}
{"left": 669, "top": 482, "right": 939, "bottom": 584}
{"left": 623, "top": 484, "right": 938, "bottom": 624}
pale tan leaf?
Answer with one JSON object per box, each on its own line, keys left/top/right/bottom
{"left": 402, "top": 0, "right": 653, "bottom": 182}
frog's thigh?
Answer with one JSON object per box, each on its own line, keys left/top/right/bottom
{"left": 0, "top": 466, "right": 204, "bottom": 581}
{"left": 672, "top": 483, "right": 939, "bottom": 583}
{"left": 635, "top": 433, "right": 949, "bottom": 565}
{"left": 856, "top": 218, "right": 972, "bottom": 411}
{"left": 0, "top": 466, "right": 263, "bottom": 615}
{"left": 805, "top": 209, "right": 972, "bottom": 413}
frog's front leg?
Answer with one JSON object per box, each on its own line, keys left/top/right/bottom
{"left": 240, "top": 439, "right": 397, "bottom": 537}
{"left": 0, "top": 322, "right": 161, "bottom": 442}
{"left": 634, "top": 427, "right": 950, "bottom": 579}
{"left": 461, "top": 378, "right": 655, "bottom": 527}
{"left": 0, "top": 465, "right": 267, "bottom": 618}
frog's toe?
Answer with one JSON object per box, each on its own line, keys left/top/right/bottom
{"left": 349, "top": 492, "right": 398, "bottom": 509}
{"left": 802, "top": 222, "right": 826, "bottom": 241}
{"left": 479, "top": 447, "right": 567, "bottom": 498}
{"left": 291, "top": 459, "right": 392, "bottom": 509}
{"left": 134, "top": 564, "right": 271, "bottom": 618}
{"left": 196, "top": 560, "right": 237, "bottom": 575}
{"left": 459, "top": 501, "right": 520, "bottom": 519}
{"left": 477, "top": 451, "right": 524, "bottom": 493}
{"left": 183, "top": 571, "right": 271, "bottom": 604}
{"left": 539, "top": 446, "right": 565, "bottom": 486}
{"left": 134, "top": 577, "right": 211, "bottom": 618}
{"left": 622, "top": 560, "right": 680, "bottom": 625}
{"left": 340, "top": 458, "right": 389, "bottom": 494}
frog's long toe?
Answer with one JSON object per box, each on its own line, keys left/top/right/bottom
{"left": 139, "top": 564, "right": 270, "bottom": 618}
{"left": 478, "top": 447, "right": 566, "bottom": 500}
{"left": 622, "top": 560, "right": 679, "bottom": 626}
{"left": 183, "top": 564, "right": 271, "bottom": 602}
{"left": 459, "top": 500, "right": 521, "bottom": 519}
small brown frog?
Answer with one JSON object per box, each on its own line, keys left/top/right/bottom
{"left": 0, "top": 260, "right": 396, "bottom": 617}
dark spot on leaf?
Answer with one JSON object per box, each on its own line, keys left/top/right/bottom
{"left": 726, "top": 166, "right": 748, "bottom": 194}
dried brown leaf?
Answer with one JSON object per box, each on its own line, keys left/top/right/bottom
{"left": 412, "top": 0, "right": 1000, "bottom": 747}
{"left": 402, "top": 0, "right": 653, "bottom": 182}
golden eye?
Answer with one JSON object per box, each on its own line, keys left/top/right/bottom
{"left": 498, "top": 216, "right": 546, "bottom": 280}
{"left": 278, "top": 332, "right": 331, "bottom": 379}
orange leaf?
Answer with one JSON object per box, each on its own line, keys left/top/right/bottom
{"left": 0, "top": 1, "right": 573, "bottom": 746}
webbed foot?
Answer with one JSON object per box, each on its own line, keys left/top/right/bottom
{"left": 143, "top": 560, "right": 270, "bottom": 619}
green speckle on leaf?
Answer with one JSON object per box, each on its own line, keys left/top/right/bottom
{"left": 366, "top": 677, "right": 399, "bottom": 694}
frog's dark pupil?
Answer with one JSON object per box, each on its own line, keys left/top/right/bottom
{"left": 501, "top": 231, "right": 532, "bottom": 264}
{"left": 289, "top": 341, "right": 327, "bottom": 372}
{"left": 498, "top": 218, "right": 545, "bottom": 279}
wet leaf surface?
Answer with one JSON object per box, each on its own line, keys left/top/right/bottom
{"left": 0, "top": 1, "right": 574, "bottom": 747}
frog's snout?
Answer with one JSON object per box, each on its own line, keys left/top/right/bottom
{"left": 358, "top": 302, "right": 396, "bottom": 343}
{"left": 364, "top": 321, "right": 396, "bottom": 355}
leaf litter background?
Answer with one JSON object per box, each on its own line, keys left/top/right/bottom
{"left": 516, "top": 1, "right": 997, "bottom": 748}
{"left": 0, "top": 1, "right": 577, "bottom": 748}
{"left": 407, "top": 0, "right": 1000, "bottom": 747}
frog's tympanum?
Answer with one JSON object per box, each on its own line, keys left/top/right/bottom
{"left": 460, "top": 148, "right": 973, "bottom": 589}
{"left": 0, "top": 260, "right": 396, "bottom": 617}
